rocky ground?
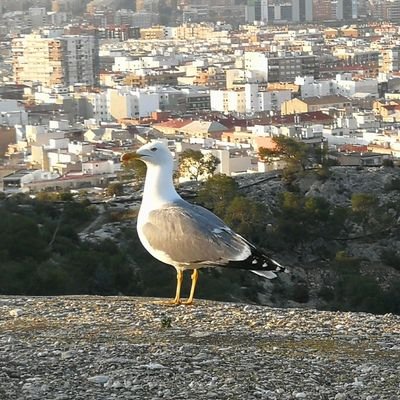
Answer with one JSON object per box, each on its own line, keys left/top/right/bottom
{"left": 1, "top": 296, "right": 399, "bottom": 400}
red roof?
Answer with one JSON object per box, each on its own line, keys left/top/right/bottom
{"left": 249, "top": 111, "right": 333, "bottom": 127}
{"left": 383, "top": 104, "right": 400, "bottom": 111}
{"left": 338, "top": 144, "right": 368, "bottom": 153}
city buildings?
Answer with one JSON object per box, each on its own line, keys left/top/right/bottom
{"left": 2, "top": 8, "right": 400, "bottom": 192}
{"left": 11, "top": 33, "right": 99, "bottom": 88}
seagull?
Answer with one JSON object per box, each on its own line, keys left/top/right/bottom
{"left": 121, "top": 141, "right": 287, "bottom": 305}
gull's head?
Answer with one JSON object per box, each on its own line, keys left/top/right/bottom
{"left": 121, "top": 141, "right": 173, "bottom": 168}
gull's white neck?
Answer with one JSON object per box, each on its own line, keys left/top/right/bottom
{"left": 140, "top": 163, "right": 180, "bottom": 214}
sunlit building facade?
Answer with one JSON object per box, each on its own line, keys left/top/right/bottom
{"left": 11, "top": 33, "right": 99, "bottom": 88}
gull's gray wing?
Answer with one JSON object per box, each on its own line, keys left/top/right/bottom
{"left": 141, "top": 200, "right": 250, "bottom": 265}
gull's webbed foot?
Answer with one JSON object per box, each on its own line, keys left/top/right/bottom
{"left": 153, "top": 299, "right": 182, "bottom": 307}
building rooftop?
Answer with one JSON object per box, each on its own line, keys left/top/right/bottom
{"left": 301, "top": 95, "right": 350, "bottom": 105}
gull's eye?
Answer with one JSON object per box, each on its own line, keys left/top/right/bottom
{"left": 150, "top": 147, "right": 157, "bottom": 152}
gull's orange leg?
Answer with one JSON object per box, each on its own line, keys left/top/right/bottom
{"left": 173, "top": 269, "right": 184, "bottom": 304}
{"left": 182, "top": 269, "right": 199, "bottom": 305}
{"left": 154, "top": 270, "right": 183, "bottom": 306}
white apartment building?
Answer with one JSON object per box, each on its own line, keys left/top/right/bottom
{"left": 296, "top": 74, "right": 379, "bottom": 99}
{"left": 295, "top": 76, "right": 332, "bottom": 98}
{"left": 68, "top": 141, "right": 94, "bottom": 156}
{"left": 48, "top": 137, "right": 70, "bottom": 150}
{"left": 80, "top": 87, "right": 160, "bottom": 122}
{"left": 335, "top": 74, "right": 378, "bottom": 98}
{"left": 210, "top": 89, "right": 246, "bottom": 114}
{"left": 243, "top": 52, "right": 269, "bottom": 82}
{"left": 47, "top": 149, "right": 79, "bottom": 172}
{"left": 82, "top": 160, "right": 114, "bottom": 175}
{"left": 210, "top": 83, "right": 291, "bottom": 114}
{"left": 112, "top": 55, "right": 179, "bottom": 73}
{"left": 245, "top": 83, "right": 259, "bottom": 113}
{"left": 251, "top": 124, "right": 280, "bottom": 137}
{"left": 25, "top": 125, "right": 65, "bottom": 145}
{"left": 108, "top": 88, "right": 160, "bottom": 120}
{"left": 33, "top": 85, "right": 71, "bottom": 104}
{"left": 210, "top": 90, "right": 227, "bottom": 112}
{"left": 353, "top": 112, "right": 379, "bottom": 130}
{"left": 203, "top": 148, "right": 253, "bottom": 176}
{"left": 113, "top": 57, "right": 142, "bottom": 73}
{"left": 49, "top": 120, "right": 70, "bottom": 131}
{"left": 84, "top": 91, "right": 111, "bottom": 122}
{"left": 326, "top": 112, "right": 379, "bottom": 136}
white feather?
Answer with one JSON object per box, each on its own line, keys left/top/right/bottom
{"left": 251, "top": 270, "right": 277, "bottom": 279}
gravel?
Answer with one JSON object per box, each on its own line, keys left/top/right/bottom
{"left": 1, "top": 296, "right": 399, "bottom": 399}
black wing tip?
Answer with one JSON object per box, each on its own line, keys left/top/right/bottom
{"left": 229, "top": 247, "right": 288, "bottom": 274}
{"left": 249, "top": 248, "right": 287, "bottom": 272}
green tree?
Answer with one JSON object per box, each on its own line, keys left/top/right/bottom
{"left": 223, "top": 196, "right": 267, "bottom": 242}
{"left": 178, "top": 149, "right": 220, "bottom": 181}
{"left": 122, "top": 157, "right": 147, "bottom": 187}
{"left": 106, "top": 182, "right": 124, "bottom": 197}
{"left": 304, "top": 196, "right": 330, "bottom": 221}
{"left": 0, "top": 210, "right": 48, "bottom": 262}
{"left": 58, "top": 191, "right": 74, "bottom": 201}
{"left": 36, "top": 191, "right": 60, "bottom": 202}
{"left": 197, "top": 174, "right": 239, "bottom": 216}
{"left": 197, "top": 174, "right": 268, "bottom": 245}
{"left": 351, "top": 193, "right": 378, "bottom": 213}
{"left": 269, "top": 192, "right": 346, "bottom": 256}
{"left": 259, "top": 135, "right": 311, "bottom": 172}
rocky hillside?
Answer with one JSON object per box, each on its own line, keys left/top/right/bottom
{"left": 90, "top": 166, "right": 400, "bottom": 312}
{"left": 234, "top": 167, "right": 400, "bottom": 308}
{"left": 1, "top": 296, "right": 399, "bottom": 400}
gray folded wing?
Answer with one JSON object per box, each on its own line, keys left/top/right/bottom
{"left": 141, "top": 200, "right": 250, "bottom": 265}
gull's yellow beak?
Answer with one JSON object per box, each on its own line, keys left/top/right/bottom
{"left": 121, "top": 152, "right": 142, "bottom": 164}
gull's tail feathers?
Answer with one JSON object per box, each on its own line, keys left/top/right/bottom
{"left": 224, "top": 243, "right": 288, "bottom": 279}
{"left": 248, "top": 246, "right": 288, "bottom": 279}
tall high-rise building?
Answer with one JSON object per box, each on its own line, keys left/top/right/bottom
{"left": 246, "top": 0, "right": 268, "bottom": 23}
{"left": 336, "top": 0, "right": 361, "bottom": 19}
{"left": 387, "top": 0, "right": 400, "bottom": 21}
{"left": 12, "top": 34, "right": 66, "bottom": 87}
{"left": 11, "top": 33, "right": 99, "bottom": 88}
{"left": 292, "top": 0, "right": 313, "bottom": 21}
{"left": 312, "top": 0, "right": 368, "bottom": 21}
{"left": 246, "top": 0, "right": 312, "bottom": 23}
{"left": 312, "top": 0, "right": 335, "bottom": 21}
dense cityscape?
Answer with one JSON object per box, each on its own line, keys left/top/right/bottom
{"left": 0, "top": 1, "right": 399, "bottom": 192}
